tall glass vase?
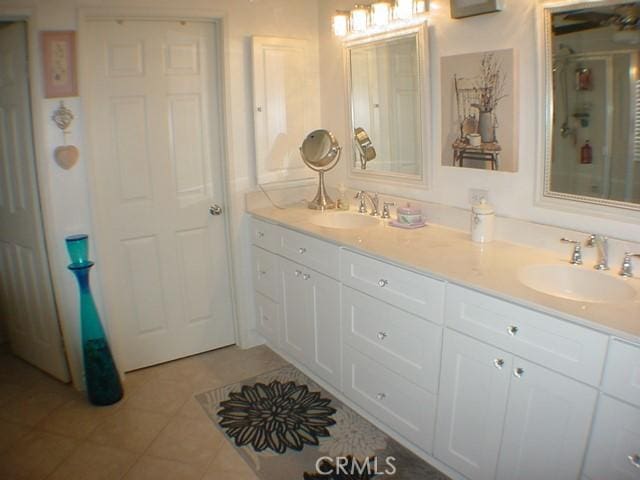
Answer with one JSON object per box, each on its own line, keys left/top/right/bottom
{"left": 66, "top": 235, "right": 123, "bottom": 406}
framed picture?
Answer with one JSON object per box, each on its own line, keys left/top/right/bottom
{"left": 450, "top": 0, "right": 503, "bottom": 19}
{"left": 440, "top": 49, "right": 518, "bottom": 172}
{"left": 41, "top": 31, "right": 78, "bottom": 98}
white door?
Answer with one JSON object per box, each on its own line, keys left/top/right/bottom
{"left": 84, "top": 19, "right": 235, "bottom": 371}
{"left": 279, "top": 257, "right": 310, "bottom": 365}
{"left": 0, "top": 22, "right": 69, "bottom": 381}
{"left": 434, "top": 330, "right": 511, "bottom": 480}
{"left": 496, "top": 358, "right": 598, "bottom": 480}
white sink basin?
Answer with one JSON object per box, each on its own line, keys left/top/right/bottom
{"left": 309, "top": 212, "right": 381, "bottom": 230}
{"left": 518, "top": 264, "right": 636, "bottom": 303}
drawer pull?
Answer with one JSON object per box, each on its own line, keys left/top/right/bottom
{"left": 628, "top": 454, "right": 640, "bottom": 469}
{"left": 376, "top": 392, "right": 386, "bottom": 401}
{"left": 298, "top": 247, "right": 307, "bottom": 254}
{"left": 508, "top": 325, "right": 519, "bottom": 336}
{"left": 377, "top": 331, "right": 388, "bottom": 341}
{"left": 493, "top": 358, "right": 504, "bottom": 369}
{"left": 302, "top": 273, "right": 311, "bottom": 281}
{"left": 513, "top": 367, "right": 525, "bottom": 378}
{"left": 378, "top": 279, "right": 388, "bottom": 287}
{"left": 294, "top": 270, "right": 302, "bottom": 277}
{"left": 257, "top": 231, "right": 265, "bottom": 238}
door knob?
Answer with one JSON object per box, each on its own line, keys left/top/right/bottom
{"left": 209, "top": 204, "right": 223, "bottom": 216}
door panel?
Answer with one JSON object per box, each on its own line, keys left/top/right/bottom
{"left": 0, "top": 22, "right": 69, "bottom": 381}
{"left": 279, "top": 257, "right": 311, "bottom": 365}
{"left": 85, "top": 19, "right": 234, "bottom": 370}
{"left": 496, "top": 358, "right": 598, "bottom": 480}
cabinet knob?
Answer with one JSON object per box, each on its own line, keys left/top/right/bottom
{"left": 298, "top": 247, "right": 307, "bottom": 254}
{"left": 508, "top": 325, "right": 519, "bottom": 336}
{"left": 376, "top": 392, "right": 386, "bottom": 401}
{"left": 378, "top": 279, "right": 388, "bottom": 287}
{"left": 377, "top": 331, "right": 388, "bottom": 341}
{"left": 259, "top": 270, "right": 267, "bottom": 275}
{"left": 513, "top": 367, "right": 525, "bottom": 378}
{"left": 302, "top": 273, "right": 311, "bottom": 280}
{"left": 628, "top": 454, "right": 640, "bottom": 469}
{"left": 493, "top": 358, "right": 505, "bottom": 370}
{"left": 294, "top": 270, "right": 302, "bottom": 277}
{"left": 257, "top": 231, "right": 265, "bottom": 238}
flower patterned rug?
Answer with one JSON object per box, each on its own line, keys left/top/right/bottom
{"left": 196, "top": 365, "right": 450, "bottom": 479}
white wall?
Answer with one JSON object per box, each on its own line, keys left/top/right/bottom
{"left": 318, "top": 0, "right": 640, "bottom": 242}
{"left": 0, "top": 0, "right": 320, "bottom": 388}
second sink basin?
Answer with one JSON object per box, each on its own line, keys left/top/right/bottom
{"left": 518, "top": 264, "right": 636, "bottom": 303}
{"left": 309, "top": 212, "right": 381, "bottom": 230}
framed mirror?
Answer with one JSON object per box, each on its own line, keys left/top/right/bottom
{"left": 345, "top": 22, "right": 429, "bottom": 184}
{"left": 541, "top": 1, "right": 640, "bottom": 212}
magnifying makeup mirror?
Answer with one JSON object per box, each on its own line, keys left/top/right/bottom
{"left": 353, "top": 127, "right": 376, "bottom": 170}
{"left": 300, "top": 129, "right": 342, "bottom": 210}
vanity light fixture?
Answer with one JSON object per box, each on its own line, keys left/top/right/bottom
{"left": 333, "top": 0, "right": 429, "bottom": 39}
{"left": 350, "top": 4, "right": 370, "bottom": 33}
{"left": 333, "top": 10, "right": 350, "bottom": 37}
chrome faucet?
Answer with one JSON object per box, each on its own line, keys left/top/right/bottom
{"left": 586, "top": 234, "right": 609, "bottom": 271}
{"left": 561, "top": 238, "right": 583, "bottom": 265}
{"left": 354, "top": 191, "right": 380, "bottom": 216}
{"left": 620, "top": 252, "right": 640, "bottom": 278}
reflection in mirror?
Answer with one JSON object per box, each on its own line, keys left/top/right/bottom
{"left": 353, "top": 127, "right": 377, "bottom": 170}
{"left": 546, "top": 1, "right": 640, "bottom": 208}
{"left": 347, "top": 25, "right": 425, "bottom": 181}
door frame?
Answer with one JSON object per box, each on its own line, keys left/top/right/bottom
{"left": 77, "top": 7, "right": 240, "bottom": 370}
{"left": 0, "top": 9, "right": 72, "bottom": 380}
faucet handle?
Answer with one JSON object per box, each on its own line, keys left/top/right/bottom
{"left": 561, "top": 238, "right": 583, "bottom": 265}
{"left": 381, "top": 201, "right": 395, "bottom": 219}
{"left": 620, "top": 252, "right": 640, "bottom": 277}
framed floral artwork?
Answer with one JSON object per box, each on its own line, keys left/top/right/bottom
{"left": 450, "top": 0, "right": 503, "bottom": 19}
{"left": 41, "top": 31, "right": 78, "bottom": 98}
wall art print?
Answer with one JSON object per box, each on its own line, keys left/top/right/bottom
{"left": 41, "top": 31, "right": 78, "bottom": 98}
{"left": 441, "top": 48, "right": 517, "bottom": 172}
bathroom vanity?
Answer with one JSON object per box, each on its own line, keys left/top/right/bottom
{"left": 248, "top": 205, "right": 640, "bottom": 480}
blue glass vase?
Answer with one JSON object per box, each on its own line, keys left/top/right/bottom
{"left": 66, "top": 235, "right": 123, "bottom": 406}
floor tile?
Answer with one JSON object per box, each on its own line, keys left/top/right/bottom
{"left": 123, "top": 456, "right": 203, "bottom": 480}
{"left": 0, "top": 419, "right": 32, "bottom": 454}
{"left": 146, "top": 416, "right": 224, "bottom": 470}
{"left": 202, "top": 440, "right": 259, "bottom": 480}
{"left": 0, "top": 430, "right": 77, "bottom": 480}
{"left": 0, "top": 385, "right": 77, "bottom": 426}
{"left": 200, "top": 345, "right": 288, "bottom": 384}
{"left": 37, "top": 398, "right": 120, "bottom": 439}
{"left": 88, "top": 407, "right": 171, "bottom": 454}
{"left": 124, "top": 379, "right": 193, "bottom": 415}
{"left": 47, "top": 443, "right": 137, "bottom": 480}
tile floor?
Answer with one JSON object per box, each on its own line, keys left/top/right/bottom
{"left": 0, "top": 344, "right": 290, "bottom": 480}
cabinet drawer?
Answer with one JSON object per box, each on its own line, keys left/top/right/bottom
{"left": 279, "top": 228, "right": 340, "bottom": 279}
{"left": 583, "top": 395, "right": 640, "bottom": 480}
{"left": 602, "top": 339, "right": 640, "bottom": 408}
{"left": 342, "top": 348, "right": 436, "bottom": 453}
{"left": 445, "top": 284, "right": 608, "bottom": 386}
{"left": 252, "top": 246, "right": 279, "bottom": 301}
{"left": 250, "top": 217, "right": 280, "bottom": 252}
{"left": 342, "top": 286, "right": 442, "bottom": 393}
{"left": 340, "top": 249, "right": 445, "bottom": 323}
{"left": 255, "top": 292, "right": 279, "bottom": 347}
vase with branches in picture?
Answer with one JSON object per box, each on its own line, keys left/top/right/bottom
{"left": 472, "top": 53, "right": 507, "bottom": 143}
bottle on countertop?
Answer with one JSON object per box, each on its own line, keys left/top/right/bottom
{"left": 336, "top": 183, "right": 350, "bottom": 211}
{"left": 471, "top": 198, "right": 495, "bottom": 243}
{"left": 580, "top": 140, "right": 593, "bottom": 165}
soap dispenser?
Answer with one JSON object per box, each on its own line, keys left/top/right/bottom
{"left": 471, "top": 198, "right": 495, "bottom": 243}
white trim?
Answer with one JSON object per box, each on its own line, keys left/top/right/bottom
{"left": 534, "top": 0, "right": 640, "bottom": 223}
{"left": 77, "top": 7, "right": 243, "bottom": 370}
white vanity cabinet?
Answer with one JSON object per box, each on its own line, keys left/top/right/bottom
{"left": 435, "top": 329, "right": 598, "bottom": 480}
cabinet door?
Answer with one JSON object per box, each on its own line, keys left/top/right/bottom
{"left": 307, "top": 269, "right": 342, "bottom": 389}
{"left": 255, "top": 292, "right": 280, "bottom": 347}
{"left": 434, "top": 330, "right": 512, "bottom": 480}
{"left": 279, "top": 257, "right": 312, "bottom": 365}
{"left": 496, "top": 358, "right": 598, "bottom": 480}
{"left": 583, "top": 395, "right": 640, "bottom": 480}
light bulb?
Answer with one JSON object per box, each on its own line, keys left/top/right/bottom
{"left": 333, "top": 11, "right": 350, "bottom": 37}
{"left": 371, "top": 2, "right": 392, "bottom": 27}
{"left": 350, "top": 5, "right": 370, "bottom": 32}
{"left": 395, "top": 0, "right": 414, "bottom": 19}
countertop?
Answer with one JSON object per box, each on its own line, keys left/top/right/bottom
{"left": 248, "top": 205, "right": 640, "bottom": 342}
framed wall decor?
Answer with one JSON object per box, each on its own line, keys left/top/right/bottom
{"left": 41, "top": 31, "right": 78, "bottom": 98}
{"left": 450, "top": 0, "right": 503, "bottom": 19}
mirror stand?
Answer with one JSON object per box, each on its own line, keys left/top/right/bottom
{"left": 309, "top": 170, "right": 336, "bottom": 210}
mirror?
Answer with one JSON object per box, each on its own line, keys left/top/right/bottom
{"left": 346, "top": 23, "right": 427, "bottom": 182}
{"left": 300, "top": 129, "right": 342, "bottom": 210}
{"left": 543, "top": 1, "right": 640, "bottom": 210}
{"left": 353, "top": 127, "right": 377, "bottom": 170}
